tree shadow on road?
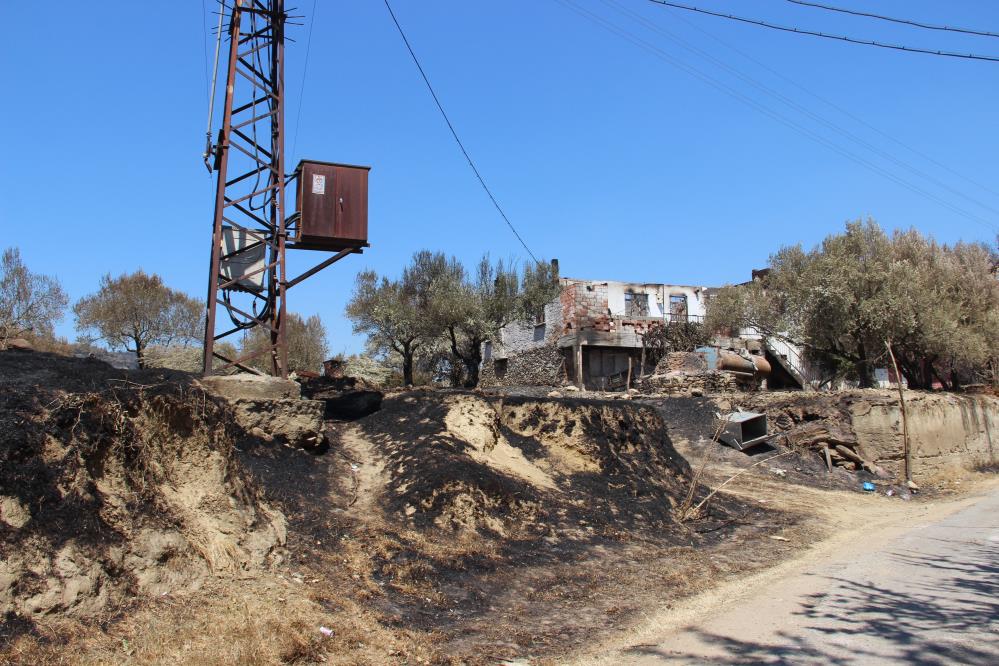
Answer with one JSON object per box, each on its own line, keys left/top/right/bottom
{"left": 623, "top": 543, "right": 999, "bottom": 665}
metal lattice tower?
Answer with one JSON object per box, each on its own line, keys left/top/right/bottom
{"left": 203, "top": 0, "right": 288, "bottom": 377}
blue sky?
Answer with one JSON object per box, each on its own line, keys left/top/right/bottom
{"left": 2, "top": 1, "right": 997, "bottom": 354}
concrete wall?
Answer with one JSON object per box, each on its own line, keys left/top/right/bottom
{"left": 851, "top": 392, "right": 999, "bottom": 481}
{"left": 491, "top": 299, "right": 563, "bottom": 359}
{"left": 574, "top": 281, "right": 707, "bottom": 320}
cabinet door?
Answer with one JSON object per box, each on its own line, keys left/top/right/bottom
{"left": 301, "top": 163, "right": 336, "bottom": 239}
{"left": 333, "top": 166, "right": 368, "bottom": 243}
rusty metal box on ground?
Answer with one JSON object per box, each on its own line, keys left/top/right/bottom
{"left": 294, "top": 160, "right": 369, "bottom": 250}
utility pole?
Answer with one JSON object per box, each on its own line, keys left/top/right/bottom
{"left": 203, "top": 0, "right": 288, "bottom": 377}
{"left": 202, "top": 0, "right": 368, "bottom": 378}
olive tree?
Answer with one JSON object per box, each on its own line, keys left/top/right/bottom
{"left": 422, "top": 252, "right": 560, "bottom": 387}
{"left": 347, "top": 251, "right": 560, "bottom": 388}
{"left": 346, "top": 270, "right": 425, "bottom": 385}
{"left": 0, "top": 247, "right": 68, "bottom": 347}
{"left": 73, "top": 271, "right": 202, "bottom": 369}
{"left": 705, "top": 220, "right": 999, "bottom": 389}
{"left": 240, "top": 312, "right": 329, "bottom": 374}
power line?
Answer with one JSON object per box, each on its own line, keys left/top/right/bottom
{"left": 382, "top": 0, "right": 541, "bottom": 264}
{"left": 290, "top": 0, "right": 318, "bottom": 162}
{"left": 786, "top": 0, "right": 999, "bottom": 39}
{"left": 204, "top": 0, "right": 225, "bottom": 171}
{"left": 659, "top": 3, "right": 999, "bottom": 201}
{"left": 555, "top": 0, "right": 997, "bottom": 232}
{"left": 645, "top": 1, "right": 999, "bottom": 63}
{"left": 603, "top": 0, "right": 999, "bottom": 218}
{"left": 200, "top": 0, "right": 211, "bottom": 101}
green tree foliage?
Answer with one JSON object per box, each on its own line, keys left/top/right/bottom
{"left": 0, "top": 247, "right": 68, "bottom": 346}
{"left": 73, "top": 271, "right": 202, "bottom": 369}
{"left": 346, "top": 251, "right": 560, "bottom": 388}
{"left": 705, "top": 220, "right": 999, "bottom": 389}
{"left": 427, "top": 255, "right": 518, "bottom": 388}
{"left": 346, "top": 269, "right": 427, "bottom": 386}
{"left": 240, "top": 312, "right": 329, "bottom": 375}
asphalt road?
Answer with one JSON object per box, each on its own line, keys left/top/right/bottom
{"left": 600, "top": 486, "right": 999, "bottom": 665}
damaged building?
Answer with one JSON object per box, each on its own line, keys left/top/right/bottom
{"left": 481, "top": 277, "right": 809, "bottom": 392}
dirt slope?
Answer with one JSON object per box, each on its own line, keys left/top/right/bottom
{"left": 0, "top": 352, "right": 284, "bottom": 621}
{"left": 3, "top": 355, "right": 801, "bottom": 665}
{"left": 233, "top": 389, "right": 793, "bottom": 663}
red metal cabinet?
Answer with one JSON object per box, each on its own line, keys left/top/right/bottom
{"left": 294, "top": 160, "right": 369, "bottom": 250}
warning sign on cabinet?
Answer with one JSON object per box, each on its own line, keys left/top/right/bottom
{"left": 311, "top": 174, "right": 326, "bottom": 195}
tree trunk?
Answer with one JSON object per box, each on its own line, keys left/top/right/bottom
{"left": 402, "top": 342, "right": 415, "bottom": 386}
{"left": 922, "top": 357, "right": 936, "bottom": 390}
{"left": 445, "top": 326, "right": 483, "bottom": 388}
{"left": 897, "top": 355, "right": 923, "bottom": 390}
{"left": 855, "top": 339, "right": 874, "bottom": 388}
{"left": 949, "top": 369, "right": 961, "bottom": 392}
{"left": 462, "top": 334, "right": 483, "bottom": 388}
{"left": 463, "top": 357, "right": 480, "bottom": 388}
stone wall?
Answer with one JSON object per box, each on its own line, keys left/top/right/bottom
{"left": 480, "top": 344, "right": 567, "bottom": 388}
{"left": 493, "top": 300, "right": 563, "bottom": 358}
{"left": 638, "top": 370, "right": 739, "bottom": 396}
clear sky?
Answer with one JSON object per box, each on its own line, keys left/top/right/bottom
{"left": 2, "top": 1, "right": 997, "bottom": 354}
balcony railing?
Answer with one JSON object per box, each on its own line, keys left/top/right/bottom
{"left": 614, "top": 312, "right": 705, "bottom": 324}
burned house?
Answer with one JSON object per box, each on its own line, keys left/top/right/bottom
{"left": 557, "top": 279, "right": 710, "bottom": 389}
{"left": 483, "top": 278, "right": 718, "bottom": 390}
{"left": 481, "top": 276, "right": 810, "bottom": 391}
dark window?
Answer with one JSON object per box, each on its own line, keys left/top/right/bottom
{"left": 670, "top": 294, "right": 688, "bottom": 322}
{"left": 625, "top": 292, "right": 649, "bottom": 317}
{"left": 494, "top": 358, "right": 508, "bottom": 379}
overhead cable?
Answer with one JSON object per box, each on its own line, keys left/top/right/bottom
{"left": 290, "top": 0, "right": 318, "bottom": 161}
{"left": 786, "top": 0, "right": 999, "bottom": 39}
{"left": 204, "top": 0, "right": 225, "bottom": 171}
{"left": 646, "top": 1, "right": 999, "bottom": 63}
{"left": 200, "top": 0, "right": 212, "bottom": 101}
{"left": 382, "top": 0, "right": 542, "bottom": 264}
{"left": 659, "top": 3, "right": 999, "bottom": 200}
{"left": 603, "top": 0, "right": 999, "bottom": 218}
{"left": 556, "top": 0, "right": 997, "bottom": 232}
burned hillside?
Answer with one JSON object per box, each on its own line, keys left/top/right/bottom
{"left": 7, "top": 348, "right": 994, "bottom": 664}
{"left": 0, "top": 352, "right": 285, "bottom": 622}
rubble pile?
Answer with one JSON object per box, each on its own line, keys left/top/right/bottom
{"left": 742, "top": 393, "right": 890, "bottom": 477}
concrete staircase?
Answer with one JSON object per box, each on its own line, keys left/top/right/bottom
{"left": 763, "top": 336, "right": 809, "bottom": 389}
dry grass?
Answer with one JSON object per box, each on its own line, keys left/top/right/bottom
{"left": 675, "top": 414, "right": 730, "bottom": 523}
{"left": 2, "top": 576, "right": 453, "bottom": 666}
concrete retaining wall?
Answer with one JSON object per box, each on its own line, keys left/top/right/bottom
{"left": 851, "top": 392, "right": 999, "bottom": 481}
